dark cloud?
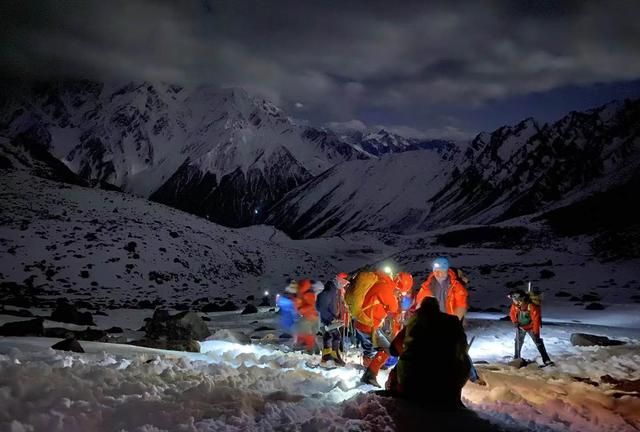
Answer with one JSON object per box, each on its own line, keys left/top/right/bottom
{"left": 1, "top": 0, "right": 639, "bottom": 137}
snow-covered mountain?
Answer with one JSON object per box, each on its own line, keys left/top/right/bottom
{"left": 0, "top": 81, "right": 370, "bottom": 226}
{"left": 424, "top": 99, "right": 640, "bottom": 228}
{"left": 265, "top": 147, "right": 459, "bottom": 238}
{"left": 266, "top": 99, "right": 640, "bottom": 239}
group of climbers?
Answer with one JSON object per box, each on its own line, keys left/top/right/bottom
{"left": 275, "top": 256, "right": 553, "bottom": 407}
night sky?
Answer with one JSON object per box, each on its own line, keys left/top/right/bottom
{"left": 2, "top": 0, "right": 640, "bottom": 140}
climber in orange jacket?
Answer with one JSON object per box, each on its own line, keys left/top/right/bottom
{"left": 294, "top": 279, "right": 321, "bottom": 353}
{"left": 414, "top": 257, "right": 468, "bottom": 320}
{"left": 509, "top": 290, "right": 553, "bottom": 366}
{"left": 356, "top": 271, "right": 412, "bottom": 387}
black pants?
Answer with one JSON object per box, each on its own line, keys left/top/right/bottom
{"left": 323, "top": 328, "right": 342, "bottom": 352}
{"left": 515, "top": 327, "right": 551, "bottom": 363}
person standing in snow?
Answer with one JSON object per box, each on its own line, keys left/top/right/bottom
{"left": 385, "top": 297, "right": 471, "bottom": 408}
{"left": 316, "top": 272, "right": 349, "bottom": 366}
{"left": 276, "top": 281, "right": 299, "bottom": 337}
{"left": 414, "top": 257, "right": 485, "bottom": 384}
{"left": 356, "top": 271, "right": 413, "bottom": 387}
{"left": 509, "top": 290, "right": 553, "bottom": 366}
{"left": 294, "top": 279, "right": 322, "bottom": 354}
{"left": 414, "top": 257, "right": 468, "bottom": 320}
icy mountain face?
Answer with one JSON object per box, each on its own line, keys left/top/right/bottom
{"left": 424, "top": 99, "right": 640, "bottom": 228}
{"left": 265, "top": 148, "right": 458, "bottom": 238}
{"left": 265, "top": 99, "right": 640, "bottom": 238}
{"left": 0, "top": 81, "right": 369, "bottom": 226}
{"left": 347, "top": 128, "right": 457, "bottom": 158}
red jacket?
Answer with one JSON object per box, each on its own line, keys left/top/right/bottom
{"left": 355, "top": 272, "right": 399, "bottom": 333}
{"left": 295, "top": 280, "right": 318, "bottom": 320}
{"left": 510, "top": 302, "right": 541, "bottom": 335}
{"left": 415, "top": 269, "right": 468, "bottom": 316}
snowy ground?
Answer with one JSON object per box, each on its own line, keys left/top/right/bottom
{"left": 1, "top": 308, "right": 639, "bottom": 432}
{"left": 2, "top": 169, "right": 639, "bottom": 319}
{"left": 2, "top": 167, "right": 640, "bottom": 431}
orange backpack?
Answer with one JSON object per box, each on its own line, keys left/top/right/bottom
{"left": 344, "top": 271, "right": 379, "bottom": 327}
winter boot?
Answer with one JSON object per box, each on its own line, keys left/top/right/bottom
{"left": 362, "top": 355, "right": 373, "bottom": 369}
{"left": 332, "top": 351, "right": 346, "bottom": 367}
{"left": 321, "top": 348, "right": 334, "bottom": 364}
{"left": 361, "top": 368, "right": 381, "bottom": 388}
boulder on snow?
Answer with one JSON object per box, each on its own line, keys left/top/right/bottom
{"left": 51, "top": 337, "right": 84, "bottom": 353}
{"left": 585, "top": 302, "right": 606, "bottom": 310}
{"left": 105, "top": 326, "right": 124, "bottom": 333}
{"left": 210, "top": 329, "right": 252, "bottom": 345}
{"left": 128, "top": 338, "right": 201, "bottom": 353}
{"left": 0, "top": 308, "right": 34, "bottom": 317}
{"left": 259, "top": 296, "right": 271, "bottom": 307}
{"left": 144, "top": 310, "right": 210, "bottom": 341}
{"left": 508, "top": 358, "right": 529, "bottom": 368}
{"left": 570, "top": 333, "right": 626, "bottom": 347}
{"left": 241, "top": 304, "right": 258, "bottom": 315}
{"left": 50, "top": 302, "right": 95, "bottom": 326}
{"left": 44, "top": 327, "right": 76, "bottom": 339}
{"left": 0, "top": 318, "right": 44, "bottom": 337}
{"left": 201, "top": 301, "right": 239, "bottom": 313}
{"left": 44, "top": 327, "right": 109, "bottom": 342}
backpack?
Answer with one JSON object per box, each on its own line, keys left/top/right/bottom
{"left": 344, "top": 271, "right": 379, "bottom": 327}
{"left": 451, "top": 267, "right": 470, "bottom": 287}
{"left": 525, "top": 282, "right": 542, "bottom": 306}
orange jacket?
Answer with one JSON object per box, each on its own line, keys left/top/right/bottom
{"left": 295, "top": 280, "right": 318, "bottom": 319}
{"left": 510, "top": 302, "right": 541, "bottom": 335}
{"left": 355, "top": 272, "right": 399, "bottom": 333}
{"left": 415, "top": 269, "right": 468, "bottom": 316}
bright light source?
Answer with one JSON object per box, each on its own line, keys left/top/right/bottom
{"left": 264, "top": 290, "right": 269, "bottom": 296}
{"left": 383, "top": 266, "right": 392, "bottom": 274}
{"left": 254, "top": 209, "right": 259, "bottom": 215}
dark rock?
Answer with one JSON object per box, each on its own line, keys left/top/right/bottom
{"left": 144, "top": 310, "right": 210, "bottom": 341}
{"left": 201, "top": 316, "right": 211, "bottom": 321}
{"left": 0, "top": 308, "right": 34, "bottom": 317}
{"left": 540, "top": 269, "right": 555, "bottom": 279}
{"left": 555, "top": 291, "right": 572, "bottom": 297}
{"left": 74, "top": 300, "right": 94, "bottom": 309}
{"left": 51, "top": 303, "right": 95, "bottom": 326}
{"left": 259, "top": 296, "right": 271, "bottom": 307}
{"left": 105, "top": 326, "right": 124, "bottom": 334}
{"left": 220, "top": 301, "right": 238, "bottom": 311}
{"left": 128, "top": 338, "right": 200, "bottom": 353}
{"left": 508, "top": 358, "right": 529, "bottom": 368}
{"left": 478, "top": 265, "right": 492, "bottom": 275}
{"left": 570, "top": 333, "right": 625, "bottom": 347}
{"left": 124, "top": 241, "right": 137, "bottom": 252}
{"left": 44, "top": 328, "right": 75, "bottom": 339}
{"left": 202, "top": 301, "right": 238, "bottom": 312}
{"left": 137, "top": 300, "right": 154, "bottom": 309}
{"left": 582, "top": 294, "right": 601, "bottom": 302}
{"left": 241, "top": 304, "right": 258, "bottom": 315}
{"left": 483, "top": 307, "right": 502, "bottom": 313}
{"left": 254, "top": 326, "right": 275, "bottom": 332}
{"left": 77, "top": 328, "right": 108, "bottom": 342}
{"left": 585, "top": 302, "right": 606, "bottom": 310}
{"left": 279, "top": 333, "right": 293, "bottom": 339}
{"left": 201, "top": 303, "right": 222, "bottom": 313}
{"left": 0, "top": 318, "right": 44, "bottom": 336}
{"left": 52, "top": 338, "right": 84, "bottom": 353}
